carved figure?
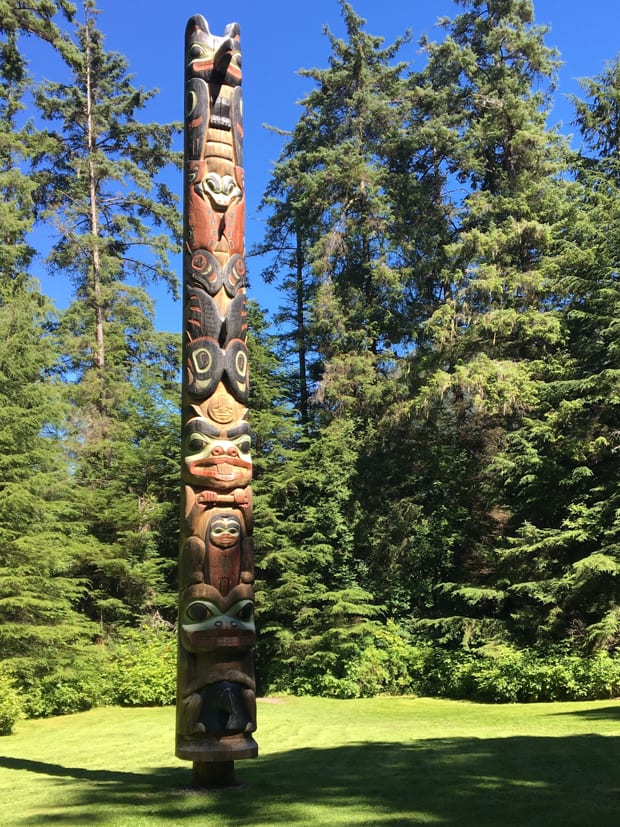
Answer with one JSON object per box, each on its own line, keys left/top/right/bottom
{"left": 177, "top": 14, "right": 257, "bottom": 774}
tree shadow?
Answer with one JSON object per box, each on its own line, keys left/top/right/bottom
{"left": 552, "top": 704, "right": 620, "bottom": 720}
{"left": 0, "top": 756, "right": 176, "bottom": 784}
{"left": 3, "top": 735, "right": 619, "bottom": 826}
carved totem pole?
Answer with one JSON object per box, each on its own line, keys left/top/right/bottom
{"left": 176, "top": 14, "right": 257, "bottom": 780}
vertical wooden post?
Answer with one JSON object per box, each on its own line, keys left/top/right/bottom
{"left": 176, "top": 14, "right": 257, "bottom": 785}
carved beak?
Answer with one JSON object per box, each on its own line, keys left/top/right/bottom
{"left": 214, "top": 38, "right": 236, "bottom": 74}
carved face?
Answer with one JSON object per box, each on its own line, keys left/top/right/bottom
{"left": 183, "top": 417, "right": 252, "bottom": 489}
{"left": 206, "top": 393, "right": 241, "bottom": 425}
{"left": 189, "top": 163, "right": 243, "bottom": 212}
{"left": 202, "top": 172, "right": 242, "bottom": 211}
{"left": 186, "top": 15, "right": 242, "bottom": 86}
{"left": 208, "top": 515, "right": 242, "bottom": 550}
{"left": 184, "top": 598, "right": 253, "bottom": 628}
{"left": 181, "top": 598, "right": 255, "bottom": 653}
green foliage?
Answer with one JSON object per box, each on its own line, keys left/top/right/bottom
{"left": 344, "top": 621, "right": 430, "bottom": 697}
{"left": 423, "top": 645, "right": 620, "bottom": 703}
{"left": 257, "top": 414, "right": 387, "bottom": 696}
{"left": 34, "top": 1, "right": 181, "bottom": 310}
{"left": 0, "top": 288, "right": 97, "bottom": 684}
{"left": 22, "top": 647, "right": 111, "bottom": 718}
{"left": 483, "top": 52, "right": 620, "bottom": 650}
{"left": 0, "top": 665, "right": 23, "bottom": 735}
{"left": 260, "top": 612, "right": 620, "bottom": 703}
{"left": 257, "top": 0, "right": 418, "bottom": 427}
{"left": 18, "top": 2, "right": 184, "bottom": 634}
{"left": 19, "top": 624, "right": 177, "bottom": 717}
{"left": 106, "top": 625, "right": 176, "bottom": 707}
{"left": 254, "top": 0, "right": 620, "bottom": 692}
{"left": 0, "top": 1, "right": 179, "bottom": 713}
{"left": 0, "top": 0, "right": 75, "bottom": 60}
{"left": 1, "top": 0, "right": 620, "bottom": 714}
{"left": 68, "top": 363, "right": 181, "bottom": 629}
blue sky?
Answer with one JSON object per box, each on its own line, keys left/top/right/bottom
{"left": 25, "top": 0, "right": 620, "bottom": 331}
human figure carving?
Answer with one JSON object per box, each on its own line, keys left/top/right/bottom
{"left": 176, "top": 14, "right": 257, "bottom": 775}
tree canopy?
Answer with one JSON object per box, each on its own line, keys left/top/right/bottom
{"left": 1, "top": 0, "right": 619, "bottom": 716}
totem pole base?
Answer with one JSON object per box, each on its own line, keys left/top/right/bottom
{"left": 177, "top": 732, "right": 258, "bottom": 764}
{"left": 192, "top": 760, "right": 236, "bottom": 788}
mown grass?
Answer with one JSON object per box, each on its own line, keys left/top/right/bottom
{"left": 1, "top": 696, "right": 619, "bottom": 826}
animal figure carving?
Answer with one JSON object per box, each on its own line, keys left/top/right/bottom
{"left": 177, "top": 14, "right": 257, "bottom": 770}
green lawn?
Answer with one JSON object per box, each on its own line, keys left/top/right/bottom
{"left": 1, "top": 696, "right": 619, "bottom": 826}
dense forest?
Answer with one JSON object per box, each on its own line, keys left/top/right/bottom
{"left": 1, "top": 0, "right": 620, "bottom": 730}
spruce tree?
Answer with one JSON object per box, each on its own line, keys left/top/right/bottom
{"left": 32, "top": 0, "right": 182, "bottom": 629}
{"left": 490, "top": 55, "right": 620, "bottom": 649}
{"left": 259, "top": 1, "right": 415, "bottom": 422}
{"left": 0, "top": 7, "right": 95, "bottom": 688}
{"left": 385, "top": 0, "right": 574, "bottom": 646}
{"left": 0, "top": 0, "right": 75, "bottom": 58}
{"left": 256, "top": 3, "right": 418, "bottom": 687}
{"left": 0, "top": 288, "right": 96, "bottom": 685}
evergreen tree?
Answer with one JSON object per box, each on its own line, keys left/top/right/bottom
{"left": 258, "top": 1, "right": 415, "bottom": 424}
{"left": 0, "top": 288, "right": 96, "bottom": 684}
{"left": 255, "top": 2, "right": 419, "bottom": 686}
{"left": 32, "top": 0, "right": 182, "bottom": 630}
{"left": 375, "top": 0, "right": 574, "bottom": 646}
{"left": 488, "top": 55, "right": 620, "bottom": 650}
{"left": 244, "top": 300, "right": 298, "bottom": 688}
{"left": 256, "top": 195, "right": 316, "bottom": 426}
{"left": 0, "top": 0, "right": 75, "bottom": 58}
{"left": 256, "top": 415, "right": 383, "bottom": 695}
{"left": 34, "top": 0, "right": 180, "bottom": 398}
{"left": 0, "top": 7, "right": 95, "bottom": 687}
{"left": 0, "top": 0, "right": 76, "bottom": 288}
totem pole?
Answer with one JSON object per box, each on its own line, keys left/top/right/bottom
{"left": 176, "top": 14, "right": 257, "bottom": 784}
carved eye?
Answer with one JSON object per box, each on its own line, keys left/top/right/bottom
{"left": 192, "top": 253, "right": 208, "bottom": 271}
{"left": 235, "top": 350, "right": 248, "bottom": 378}
{"left": 187, "top": 436, "right": 206, "bottom": 453}
{"left": 237, "top": 437, "right": 251, "bottom": 455}
{"left": 212, "top": 524, "right": 240, "bottom": 538}
{"left": 235, "top": 602, "right": 253, "bottom": 623}
{"left": 206, "top": 173, "right": 221, "bottom": 193}
{"left": 192, "top": 347, "right": 213, "bottom": 373}
{"left": 190, "top": 44, "right": 207, "bottom": 59}
{"left": 186, "top": 602, "right": 212, "bottom": 622}
{"left": 222, "top": 176, "right": 236, "bottom": 196}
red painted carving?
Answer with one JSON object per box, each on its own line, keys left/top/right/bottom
{"left": 176, "top": 14, "right": 257, "bottom": 769}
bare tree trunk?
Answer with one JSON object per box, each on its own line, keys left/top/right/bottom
{"left": 295, "top": 233, "right": 309, "bottom": 425}
{"left": 84, "top": 9, "right": 105, "bottom": 374}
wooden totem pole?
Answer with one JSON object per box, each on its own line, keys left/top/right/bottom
{"left": 176, "top": 14, "right": 257, "bottom": 784}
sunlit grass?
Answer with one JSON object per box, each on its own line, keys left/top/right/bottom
{"left": 1, "top": 696, "right": 619, "bottom": 825}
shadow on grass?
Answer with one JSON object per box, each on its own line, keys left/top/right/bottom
{"left": 553, "top": 704, "right": 620, "bottom": 720}
{"left": 0, "top": 756, "right": 175, "bottom": 784}
{"left": 2, "top": 735, "right": 619, "bottom": 826}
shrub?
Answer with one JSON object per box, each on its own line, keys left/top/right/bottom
{"left": 422, "top": 645, "right": 620, "bottom": 703}
{"left": 22, "top": 648, "right": 113, "bottom": 719}
{"left": 16, "top": 625, "right": 177, "bottom": 717}
{"left": 0, "top": 667, "right": 24, "bottom": 735}
{"left": 578, "top": 652, "right": 620, "bottom": 698}
{"left": 107, "top": 626, "right": 176, "bottom": 706}
{"left": 349, "top": 621, "right": 431, "bottom": 697}
{"left": 270, "top": 621, "right": 430, "bottom": 699}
